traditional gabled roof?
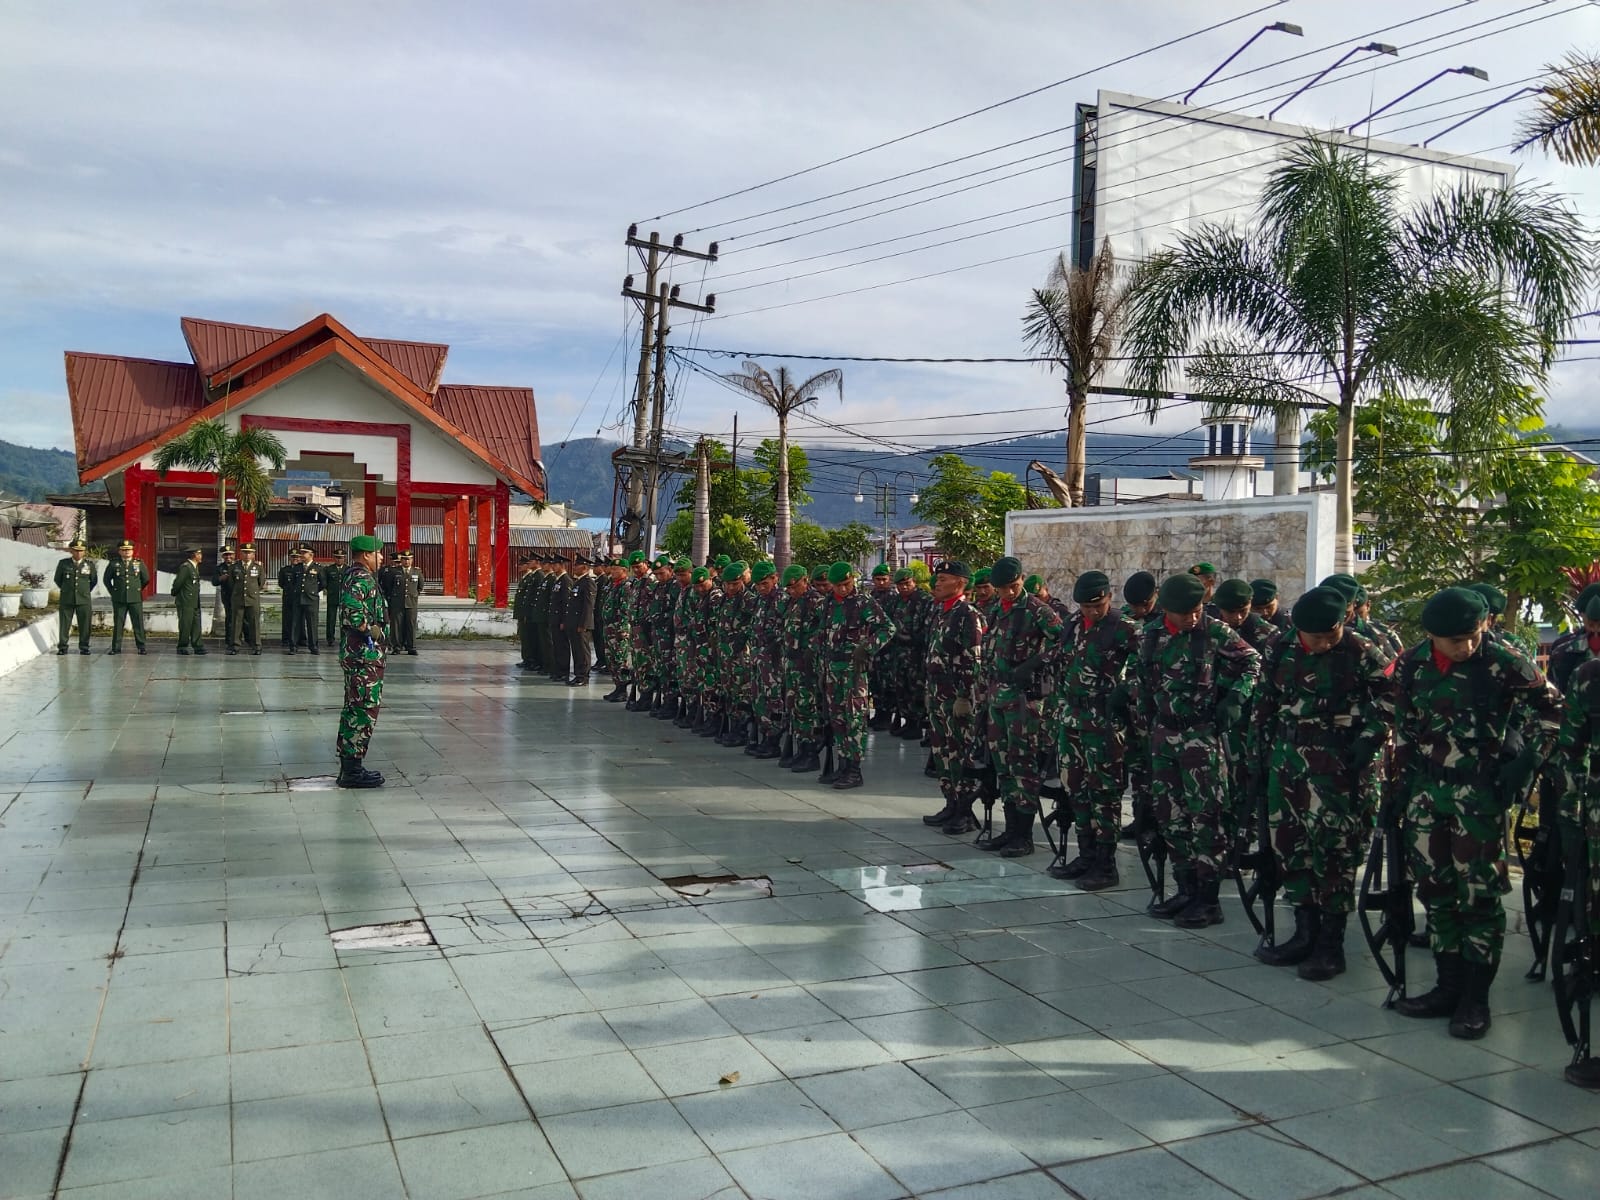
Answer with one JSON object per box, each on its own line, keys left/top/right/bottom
{"left": 66, "top": 314, "right": 543, "bottom": 498}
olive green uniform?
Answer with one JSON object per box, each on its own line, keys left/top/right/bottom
{"left": 54, "top": 555, "right": 98, "bottom": 654}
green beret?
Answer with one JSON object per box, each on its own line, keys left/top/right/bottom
{"left": 1250, "top": 578, "right": 1277, "bottom": 606}
{"left": 349, "top": 534, "right": 382, "bottom": 553}
{"left": 750, "top": 561, "right": 777, "bottom": 582}
{"left": 972, "top": 567, "right": 992, "bottom": 586}
{"left": 692, "top": 567, "right": 710, "bottom": 584}
{"left": 1158, "top": 573, "right": 1207, "bottom": 613}
{"left": 1190, "top": 562, "right": 1217, "bottom": 578}
{"left": 674, "top": 557, "right": 691, "bottom": 572}
{"left": 1353, "top": 584, "right": 1368, "bottom": 605}
{"left": 1466, "top": 582, "right": 1506, "bottom": 615}
{"left": 1024, "top": 574, "right": 1043, "bottom": 594}
{"left": 827, "top": 561, "right": 855, "bottom": 585}
{"left": 1214, "top": 579, "right": 1254, "bottom": 612}
{"left": 893, "top": 567, "right": 914, "bottom": 583}
{"left": 715, "top": 554, "right": 732, "bottom": 568}
{"left": 1291, "top": 586, "right": 1347, "bottom": 633}
{"left": 782, "top": 564, "right": 808, "bottom": 586}
{"left": 990, "top": 556, "right": 1023, "bottom": 587}
{"left": 1422, "top": 586, "right": 1489, "bottom": 637}
{"left": 626, "top": 551, "right": 645, "bottom": 565}
{"left": 811, "top": 564, "right": 829, "bottom": 582}
{"left": 1319, "top": 573, "right": 1359, "bottom": 603}
{"left": 1587, "top": 595, "right": 1600, "bottom": 621}
{"left": 1578, "top": 583, "right": 1600, "bottom": 614}
{"left": 721, "top": 564, "right": 744, "bottom": 584}
{"left": 872, "top": 563, "right": 892, "bottom": 577}
{"left": 933, "top": 559, "right": 970, "bottom": 578}
{"left": 1123, "top": 570, "right": 1157, "bottom": 605}
{"left": 1073, "top": 571, "right": 1111, "bottom": 603}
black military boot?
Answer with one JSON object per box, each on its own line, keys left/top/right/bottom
{"left": 1565, "top": 1057, "right": 1600, "bottom": 1089}
{"left": 818, "top": 746, "right": 839, "bottom": 785}
{"left": 832, "top": 759, "right": 863, "bottom": 790}
{"left": 1149, "top": 866, "right": 1195, "bottom": 918}
{"left": 922, "top": 796, "right": 957, "bottom": 827}
{"left": 753, "top": 732, "right": 783, "bottom": 760}
{"left": 1297, "top": 910, "right": 1347, "bottom": 981}
{"left": 1001, "top": 809, "right": 1036, "bottom": 858}
{"left": 337, "top": 757, "right": 384, "bottom": 789}
{"left": 697, "top": 711, "right": 722, "bottom": 738}
{"left": 923, "top": 751, "right": 938, "bottom": 778}
{"left": 603, "top": 682, "right": 625, "bottom": 701}
{"left": 897, "top": 718, "right": 922, "bottom": 740}
{"left": 1076, "top": 841, "right": 1121, "bottom": 892}
{"left": 1447, "top": 960, "right": 1497, "bottom": 1040}
{"left": 941, "top": 798, "right": 979, "bottom": 835}
{"left": 1173, "top": 876, "right": 1223, "bottom": 928}
{"left": 1048, "top": 831, "right": 1092, "bottom": 881}
{"left": 789, "top": 741, "right": 820, "bottom": 772}
{"left": 1395, "top": 952, "right": 1464, "bottom": 1019}
{"left": 981, "top": 805, "right": 1018, "bottom": 853}
{"left": 1256, "top": 906, "right": 1320, "bottom": 967}
{"left": 652, "top": 693, "right": 677, "bottom": 720}
{"left": 776, "top": 733, "right": 796, "bottom": 767}
{"left": 869, "top": 708, "right": 892, "bottom": 732}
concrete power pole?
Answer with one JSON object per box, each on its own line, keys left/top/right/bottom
{"left": 692, "top": 439, "right": 711, "bottom": 565}
{"left": 1273, "top": 410, "right": 1300, "bottom": 496}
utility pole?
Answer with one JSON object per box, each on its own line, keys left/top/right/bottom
{"left": 617, "top": 226, "right": 716, "bottom": 553}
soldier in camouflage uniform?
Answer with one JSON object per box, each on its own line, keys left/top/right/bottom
{"left": 920, "top": 560, "right": 987, "bottom": 834}
{"left": 601, "top": 561, "right": 631, "bottom": 701}
{"left": 980, "top": 556, "right": 1064, "bottom": 857}
{"left": 623, "top": 552, "right": 654, "bottom": 710}
{"left": 644, "top": 556, "right": 677, "bottom": 716}
{"left": 1354, "top": 587, "right": 1405, "bottom": 660}
{"left": 1054, "top": 570, "right": 1140, "bottom": 889}
{"left": 1137, "top": 573, "right": 1260, "bottom": 927}
{"left": 714, "top": 564, "right": 754, "bottom": 745}
{"left": 888, "top": 568, "right": 932, "bottom": 740}
{"left": 866, "top": 563, "right": 897, "bottom": 730}
{"left": 1214, "top": 578, "right": 1283, "bottom": 856}
{"left": 1552, "top": 597, "right": 1600, "bottom": 1088}
{"left": 1252, "top": 579, "right": 1293, "bottom": 635}
{"left": 1252, "top": 587, "right": 1395, "bottom": 979}
{"left": 785, "top": 565, "right": 834, "bottom": 772}
{"left": 746, "top": 562, "right": 786, "bottom": 757}
{"left": 1549, "top": 583, "right": 1600, "bottom": 692}
{"left": 776, "top": 565, "right": 816, "bottom": 767}
{"left": 1119, "top": 570, "right": 1161, "bottom": 842}
{"left": 336, "top": 534, "right": 388, "bottom": 789}
{"left": 820, "top": 561, "right": 895, "bottom": 789}
{"left": 1391, "top": 586, "right": 1561, "bottom": 1040}
{"left": 970, "top": 567, "right": 996, "bottom": 614}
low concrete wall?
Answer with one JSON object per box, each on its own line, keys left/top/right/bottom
{"left": 1006, "top": 493, "right": 1337, "bottom": 602}
{"left": 0, "top": 614, "right": 57, "bottom": 679}
{"left": 0, "top": 540, "right": 181, "bottom": 597}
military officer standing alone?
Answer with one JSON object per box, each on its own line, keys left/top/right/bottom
{"left": 171, "top": 547, "right": 206, "bottom": 655}
{"left": 54, "top": 538, "right": 98, "bottom": 655}
{"left": 336, "top": 534, "right": 388, "bottom": 788}
{"left": 293, "top": 545, "right": 323, "bottom": 654}
{"left": 230, "top": 543, "right": 265, "bottom": 654}
{"left": 103, "top": 538, "right": 150, "bottom": 655}
{"left": 394, "top": 551, "right": 423, "bottom": 655}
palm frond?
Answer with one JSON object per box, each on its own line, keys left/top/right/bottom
{"left": 1517, "top": 53, "right": 1600, "bottom": 164}
{"left": 152, "top": 417, "right": 231, "bottom": 474}
{"left": 1185, "top": 334, "right": 1330, "bottom": 425}
{"left": 1259, "top": 138, "right": 1400, "bottom": 275}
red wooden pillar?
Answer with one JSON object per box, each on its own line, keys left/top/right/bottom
{"left": 142, "top": 481, "right": 159, "bottom": 597}
{"left": 396, "top": 469, "right": 412, "bottom": 553}
{"left": 237, "top": 507, "right": 256, "bottom": 547}
{"left": 454, "top": 496, "right": 471, "bottom": 598}
{"left": 363, "top": 478, "right": 378, "bottom": 537}
{"left": 492, "top": 479, "right": 510, "bottom": 609}
{"left": 442, "top": 500, "right": 457, "bottom": 595}
{"left": 475, "top": 495, "right": 491, "bottom": 603}
{"left": 124, "top": 466, "right": 145, "bottom": 595}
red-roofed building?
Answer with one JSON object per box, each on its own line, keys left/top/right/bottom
{"left": 63, "top": 313, "right": 546, "bottom": 607}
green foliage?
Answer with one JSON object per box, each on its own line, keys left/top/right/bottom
{"left": 0, "top": 438, "right": 78, "bottom": 502}
{"left": 789, "top": 518, "right": 874, "bottom": 568}
{"left": 662, "top": 509, "right": 757, "bottom": 561}
{"left": 152, "top": 418, "right": 290, "bottom": 525}
{"left": 1305, "top": 391, "right": 1600, "bottom": 633}
{"left": 911, "top": 453, "right": 1033, "bottom": 567}
{"left": 739, "top": 439, "right": 814, "bottom": 542}
{"left": 905, "top": 559, "right": 932, "bottom": 590}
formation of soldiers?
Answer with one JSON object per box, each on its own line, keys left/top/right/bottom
{"left": 510, "top": 555, "right": 602, "bottom": 686}
{"left": 522, "top": 548, "right": 1597, "bottom": 1090}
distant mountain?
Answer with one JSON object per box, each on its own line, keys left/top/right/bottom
{"left": 0, "top": 438, "right": 78, "bottom": 501}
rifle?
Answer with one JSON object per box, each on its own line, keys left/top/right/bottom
{"left": 1133, "top": 796, "right": 1167, "bottom": 902}
{"left": 1235, "top": 770, "right": 1281, "bottom": 950}
{"left": 1514, "top": 768, "right": 1564, "bottom": 981}
{"left": 1038, "top": 750, "right": 1068, "bottom": 870}
{"left": 1358, "top": 775, "right": 1415, "bottom": 1007}
{"left": 972, "top": 762, "right": 1000, "bottom": 847}
{"left": 1552, "top": 819, "right": 1594, "bottom": 1069}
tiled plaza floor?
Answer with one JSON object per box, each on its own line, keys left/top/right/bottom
{"left": 1, "top": 640, "right": 1596, "bottom": 1199}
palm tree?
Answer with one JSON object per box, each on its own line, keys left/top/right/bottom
{"left": 719, "top": 361, "right": 843, "bottom": 570}
{"left": 1021, "top": 238, "right": 1130, "bottom": 506}
{"left": 153, "top": 418, "right": 289, "bottom": 556}
{"left": 1120, "top": 138, "right": 1588, "bottom": 573}
{"left": 1518, "top": 53, "right": 1600, "bottom": 164}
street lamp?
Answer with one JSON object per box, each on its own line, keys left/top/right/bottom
{"left": 1347, "top": 66, "right": 1489, "bottom": 134}
{"left": 1423, "top": 86, "right": 1546, "bottom": 147}
{"left": 1183, "top": 22, "right": 1304, "bottom": 105}
{"left": 1267, "top": 42, "right": 1399, "bottom": 121}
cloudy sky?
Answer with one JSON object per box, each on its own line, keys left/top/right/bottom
{"left": 5, "top": 0, "right": 1600, "bottom": 498}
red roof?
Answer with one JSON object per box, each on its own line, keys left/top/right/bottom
{"left": 66, "top": 315, "right": 543, "bottom": 498}
{"left": 64, "top": 354, "right": 207, "bottom": 478}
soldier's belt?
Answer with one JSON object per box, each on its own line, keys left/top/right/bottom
{"left": 1286, "top": 721, "right": 1355, "bottom": 747}
{"left": 1417, "top": 758, "right": 1492, "bottom": 788}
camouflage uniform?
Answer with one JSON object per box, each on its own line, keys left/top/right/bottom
{"left": 672, "top": 581, "right": 697, "bottom": 709}
{"left": 752, "top": 587, "right": 787, "bottom": 743}
{"left": 823, "top": 591, "right": 895, "bottom": 762}
{"left": 984, "top": 594, "right": 1065, "bottom": 818}
{"left": 926, "top": 594, "right": 986, "bottom": 820}
{"left": 1549, "top": 626, "right": 1600, "bottom": 693}
{"left": 717, "top": 589, "right": 755, "bottom": 734}
{"left": 603, "top": 573, "right": 632, "bottom": 688}
{"left": 1223, "top": 612, "right": 1284, "bottom": 851}
{"left": 1555, "top": 657, "right": 1600, "bottom": 929}
{"left": 647, "top": 578, "right": 677, "bottom": 699}
{"left": 889, "top": 589, "right": 934, "bottom": 731}
{"left": 336, "top": 564, "right": 388, "bottom": 760}
{"left": 1058, "top": 609, "right": 1141, "bottom": 845}
{"left": 626, "top": 571, "right": 654, "bottom": 701}
{"left": 1254, "top": 629, "right": 1394, "bottom": 914}
{"left": 782, "top": 588, "right": 823, "bottom": 749}
{"left": 1394, "top": 639, "right": 1562, "bottom": 967}
{"left": 1352, "top": 615, "right": 1403, "bottom": 662}
{"left": 1137, "top": 617, "right": 1260, "bottom": 888}
{"left": 867, "top": 578, "right": 897, "bottom": 723}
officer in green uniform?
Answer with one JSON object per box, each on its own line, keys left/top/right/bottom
{"left": 103, "top": 538, "right": 150, "bottom": 654}
{"left": 215, "top": 546, "right": 237, "bottom": 650}
{"left": 324, "top": 552, "right": 345, "bottom": 647}
{"left": 54, "top": 538, "right": 98, "bottom": 655}
{"left": 394, "top": 550, "right": 423, "bottom": 655}
{"left": 171, "top": 546, "right": 206, "bottom": 655}
{"left": 513, "top": 557, "right": 537, "bottom": 668}
{"left": 291, "top": 545, "right": 322, "bottom": 654}
{"left": 336, "top": 534, "right": 388, "bottom": 788}
{"left": 229, "top": 543, "right": 265, "bottom": 654}
{"left": 278, "top": 552, "right": 300, "bottom": 650}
